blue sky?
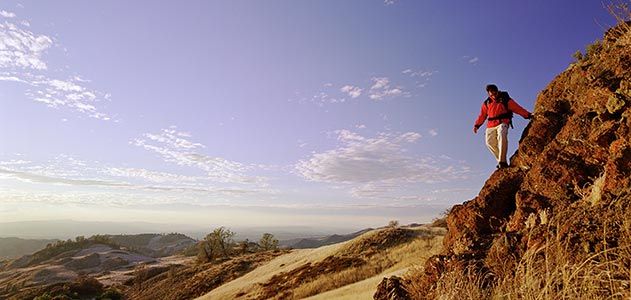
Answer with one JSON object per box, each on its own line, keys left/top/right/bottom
{"left": 0, "top": 1, "right": 615, "bottom": 230}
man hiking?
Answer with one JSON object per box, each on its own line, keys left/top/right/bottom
{"left": 473, "top": 84, "right": 532, "bottom": 169}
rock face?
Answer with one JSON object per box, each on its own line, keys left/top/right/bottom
{"left": 373, "top": 276, "right": 410, "bottom": 300}
{"left": 375, "top": 21, "right": 631, "bottom": 299}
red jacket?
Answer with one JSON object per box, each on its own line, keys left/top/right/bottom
{"left": 474, "top": 98, "right": 531, "bottom": 128}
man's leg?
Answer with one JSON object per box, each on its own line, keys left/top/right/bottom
{"left": 485, "top": 126, "right": 500, "bottom": 162}
{"left": 497, "top": 123, "right": 509, "bottom": 165}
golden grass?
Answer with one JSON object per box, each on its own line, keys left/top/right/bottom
{"left": 412, "top": 202, "right": 631, "bottom": 300}
{"left": 197, "top": 242, "right": 348, "bottom": 300}
{"left": 293, "top": 228, "right": 444, "bottom": 299}
{"left": 492, "top": 215, "right": 631, "bottom": 300}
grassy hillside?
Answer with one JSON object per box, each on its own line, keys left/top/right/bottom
{"left": 199, "top": 225, "right": 445, "bottom": 300}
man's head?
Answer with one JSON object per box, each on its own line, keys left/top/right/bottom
{"left": 486, "top": 84, "right": 499, "bottom": 100}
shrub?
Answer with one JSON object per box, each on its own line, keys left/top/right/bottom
{"left": 98, "top": 287, "right": 123, "bottom": 300}
{"left": 585, "top": 40, "right": 603, "bottom": 59}
{"left": 67, "top": 276, "right": 104, "bottom": 296}
{"left": 259, "top": 233, "right": 279, "bottom": 251}
{"left": 388, "top": 220, "right": 400, "bottom": 228}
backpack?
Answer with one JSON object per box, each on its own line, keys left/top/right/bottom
{"left": 484, "top": 91, "right": 513, "bottom": 128}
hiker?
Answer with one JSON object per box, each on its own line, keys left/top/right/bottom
{"left": 473, "top": 84, "right": 532, "bottom": 169}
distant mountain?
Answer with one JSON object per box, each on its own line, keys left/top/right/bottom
{"left": 0, "top": 237, "right": 58, "bottom": 259}
{"left": 0, "top": 220, "right": 356, "bottom": 242}
{"left": 0, "top": 220, "right": 203, "bottom": 239}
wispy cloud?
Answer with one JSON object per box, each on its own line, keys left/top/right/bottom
{"left": 462, "top": 55, "right": 479, "bottom": 64}
{"left": 0, "top": 22, "right": 52, "bottom": 70}
{"left": 428, "top": 129, "right": 438, "bottom": 136}
{"left": 402, "top": 68, "right": 437, "bottom": 88}
{"left": 340, "top": 85, "right": 362, "bottom": 98}
{"left": 27, "top": 75, "right": 112, "bottom": 120}
{"left": 296, "top": 130, "right": 469, "bottom": 188}
{"left": 368, "top": 77, "right": 406, "bottom": 100}
{"left": 0, "top": 10, "right": 16, "bottom": 18}
{"left": 132, "top": 126, "right": 267, "bottom": 185}
{"left": 0, "top": 168, "right": 131, "bottom": 187}
{"left": 384, "top": 0, "right": 397, "bottom": 5}
{"left": 0, "top": 16, "right": 112, "bottom": 120}
{"left": 0, "top": 153, "right": 272, "bottom": 201}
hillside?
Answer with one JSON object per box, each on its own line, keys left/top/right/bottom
{"left": 0, "top": 225, "right": 444, "bottom": 299}
{"left": 0, "top": 234, "right": 195, "bottom": 300}
{"left": 375, "top": 17, "right": 631, "bottom": 300}
{"left": 198, "top": 225, "right": 444, "bottom": 300}
{"left": 106, "top": 233, "right": 196, "bottom": 257}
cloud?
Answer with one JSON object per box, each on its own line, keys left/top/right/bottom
{"left": 355, "top": 124, "right": 366, "bottom": 129}
{"left": 24, "top": 76, "right": 112, "bottom": 120}
{"left": 462, "top": 55, "right": 479, "bottom": 64}
{"left": 299, "top": 72, "right": 420, "bottom": 106}
{"left": 103, "top": 167, "right": 206, "bottom": 184}
{"left": 0, "top": 22, "right": 53, "bottom": 70}
{"left": 132, "top": 127, "right": 267, "bottom": 185}
{"left": 0, "top": 10, "right": 16, "bottom": 18}
{"left": 0, "top": 168, "right": 131, "bottom": 188}
{"left": 384, "top": 0, "right": 397, "bottom": 5}
{"left": 428, "top": 129, "right": 438, "bottom": 136}
{"left": 402, "top": 69, "right": 436, "bottom": 78}
{"left": 0, "top": 154, "right": 272, "bottom": 200}
{"left": 0, "top": 73, "right": 112, "bottom": 120}
{"left": 340, "top": 85, "right": 362, "bottom": 98}
{"left": 368, "top": 77, "right": 407, "bottom": 101}
{"left": 350, "top": 182, "right": 398, "bottom": 198}
{"left": 402, "top": 68, "right": 437, "bottom": 88}
{"left": 0, "top": 17, "right": 112, "bottom": 120}
{"left": 296, "top": 130, "right": 469, "bottom": 186}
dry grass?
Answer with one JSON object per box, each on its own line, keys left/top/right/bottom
{"left": 491, "top": 214, "right": 631, "bottom": 299}
{"left": 417, "top": 200, "right": 631, "bottom": 300}
{"left": 198, "top": 239, "right": 358, "bottom": 299}
{"left": 294, "top": 228, "right": 444, "bottom": 299}
{"left": 607, "top": 2, "right": 631, "bottom": 45}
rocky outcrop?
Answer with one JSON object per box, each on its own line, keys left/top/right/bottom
{"left": 373, "top": 276, "right": 410, "bottom": 300}
{"left": 376, "top": 21, "right": 631, "bottom": 299}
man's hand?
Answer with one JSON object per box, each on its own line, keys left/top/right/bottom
{"left": 473, "top": 125, "right": 479, "bottom": 134}
{"left": 525, "top": 113, "right": 533, "bottom": 119}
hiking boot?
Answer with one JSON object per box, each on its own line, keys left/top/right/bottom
{"left": 497, "top": 162, "right": 509, "bottom": 169}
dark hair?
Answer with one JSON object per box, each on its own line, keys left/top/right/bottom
{"left": 485, "top": 84, "right": 499, "bottom": 92}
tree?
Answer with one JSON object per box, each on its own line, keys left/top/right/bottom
{"left": 388, "top": 220, "right": 399, "bottom": 228}
{"left": 197, "top": 241, "right": 213, "bottom": 263}
{"left": 239, "top": 239, "right": 250, "bottom": 254}
{"left": 259, "top": 233, "right": 279, "bottom": 251}
{"left": 204, "top": 227, "right": 235, "bottom": 259}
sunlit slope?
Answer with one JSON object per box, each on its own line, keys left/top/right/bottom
{"left": 198, "top": 225, "right": 444, "bottom": 300}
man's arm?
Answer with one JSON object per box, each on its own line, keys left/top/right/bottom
{"left": 508, "top": 99, "right": 532, "bottom": 119}
{"left": 473, "top": 103, "right": 487, "bottom": 133}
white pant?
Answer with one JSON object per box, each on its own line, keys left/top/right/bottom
{"left": 485, "top": 124, "right": 508, "bottom": 163}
